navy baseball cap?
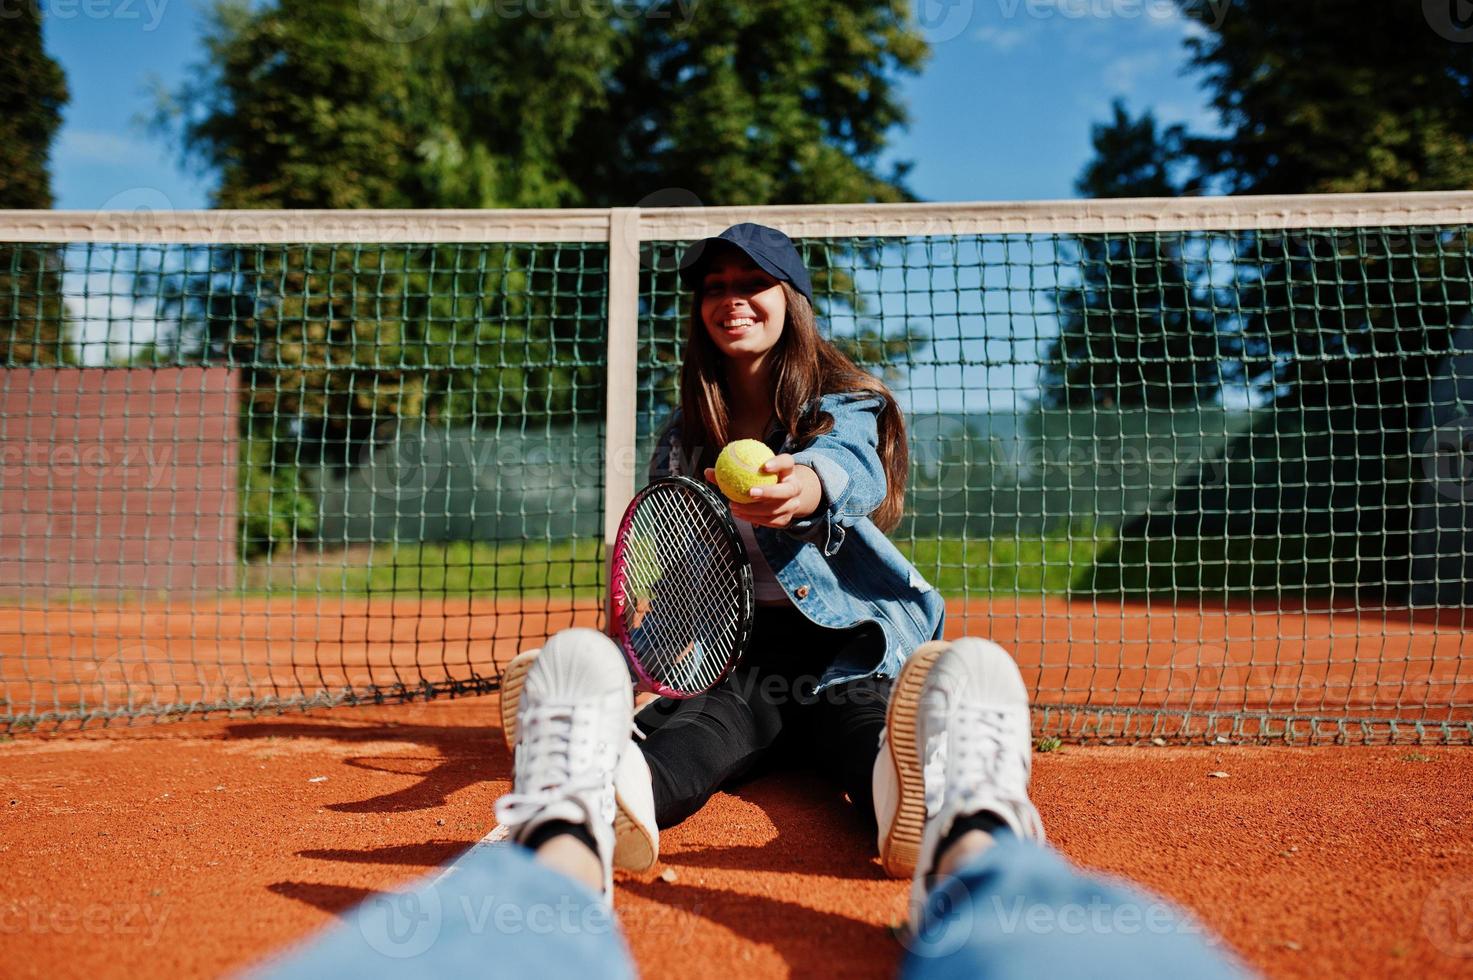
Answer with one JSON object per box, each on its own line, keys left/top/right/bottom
{"left": 678, "top": 222, "right": 814, "bottom": 302}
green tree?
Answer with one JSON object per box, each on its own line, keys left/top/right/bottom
{"left": 1041, "top": 102, "right": 1218, "bottom": 409}
{"left": 1175, "top": 0, "right": 1473, "bottom": 399}
{"left": 560, "top": 0, "right": 924, "bottom": 206}
{"left": 148, "top": 0, "right": 434, "bottom": 554}
{"left": 168, "top": 0, "right": 423, "bottom": 209}
{"left": 166, "top": 0, "right": 924, "bottom": 210}
{"left": 1062, "top": 2, "right": 1473, "bottom": 404}
{"left": 1080, "top": 1, "right": 1473, "bottom": 600}
{"left": 154, "top": 0, "right": 928, "bottom": 554}
{"left": 1183, "top": 0, "right": 1473, "bottom": 195}
{"left": 0, "top": 5, "right": 72, "bottom": 365}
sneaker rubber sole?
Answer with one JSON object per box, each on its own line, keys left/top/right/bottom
{"left": 498, "top": 648, "right": 539, "bottom": 753}
{"left": 498, "top": 646, "right": 658, "bottom": 872}
{"left": 878, "top": 639, "right": 952, "bottom": 878}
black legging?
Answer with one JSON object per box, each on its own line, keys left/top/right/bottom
{"left": 634, "top": 606, "right": 892, "bottom": 829}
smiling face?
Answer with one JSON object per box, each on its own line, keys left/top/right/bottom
{"left": 698, "top": 249, "right": 788, "bottom": 366}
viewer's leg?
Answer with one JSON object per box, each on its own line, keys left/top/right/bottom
{"left": 255, "top": 844, "right": 634, "bottom": 980}
{"left": 901, "top": 831, "right": 1247, "bottom": 979}
{"left": 883, "top": 637, "right": 1249, "bottom": 979}
{"left": 256, "top": 628, "right": 638, "bottom": 980}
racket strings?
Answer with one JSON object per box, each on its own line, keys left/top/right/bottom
{"left": 618, "top": 487, "right": 746, "bottom": 693}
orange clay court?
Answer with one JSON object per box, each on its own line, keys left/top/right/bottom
{"left": 2, "top": 597, "right": 1472, "bottom": 979}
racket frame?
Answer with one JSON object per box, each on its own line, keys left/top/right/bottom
{"left": 608, "top": 476, "right": 755, "bottom": 698}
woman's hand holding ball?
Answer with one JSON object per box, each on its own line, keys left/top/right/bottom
{"left": 707, "top": 442, "right": 822, "bottom": 529}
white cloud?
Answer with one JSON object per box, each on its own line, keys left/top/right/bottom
{"left": 974, "top": 24, "right": 1028, "bottom": 51}
{"left": 1143, "top": 0, "right": 1217, "bottom": 38}
{"left": 1101, "top": 50, "right": 1168, "bottom": 94}
{"left": 66, "top": 266, "right": 162, "bottom": 366}
{"left": 1152, "top": 99, "right": 1222, "bottom": 134}
{"left": 55, "top": 129, "right": 154, "bottom": 166}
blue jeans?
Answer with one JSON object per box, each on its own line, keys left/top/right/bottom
{"left": 901, "top": 834, "right": 1248, "bottom": 978}
{"left": 255, "top": 839, "right": 1244, "bottom": 979}
{"left": 252, "top": 845, "right": 634, "bottom": 980}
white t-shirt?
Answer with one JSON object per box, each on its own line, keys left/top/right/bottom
{"left": 734, "top": 517, "right": 792, "bottom": 607}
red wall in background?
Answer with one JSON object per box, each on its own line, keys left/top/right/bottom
{"left": 0, "top": 368, "right": 239, "bottom": 595}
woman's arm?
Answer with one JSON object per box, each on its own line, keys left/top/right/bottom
{"left": 705, "top": 393, "right": 888, "bottom": 556}
{"left": 702, "top": 455, "right": 822, "bottom": 529}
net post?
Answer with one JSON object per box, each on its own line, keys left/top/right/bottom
{"left": 603, "top": 207, "right": 641, "bottom": 630}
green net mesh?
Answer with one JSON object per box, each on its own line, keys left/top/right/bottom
{"left": 1, "top": 212, "right": 1470, "bottom": 743}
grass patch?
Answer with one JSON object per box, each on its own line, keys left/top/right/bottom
{"left": 1034, "top": 735, "right": 1063, "bottom": 753}
{"left": 238, "top": 528, "right": 1117, "bottom": 601}
{"left": 246, "top": 539, "right": 604, "bottom": 598}
{"left": 902, "top": 524, "right": 1113, "bottom": 597}
{"left": 1088, "top": 530, "right": 1378, "bottom": 597}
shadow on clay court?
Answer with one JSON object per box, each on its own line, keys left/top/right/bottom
{"left": 296, "top": 839, "right": 481, "bottom": 868}
{"left": 266, "top": 881, "right": 381, "bottom": 918}
{"left": 223, "top": 718, "right": 506, "bottom": 815}
{"left": 221, "top": 717, "right": 505, "bottom": 918}
{"left": 658, "top": 770, "right": 887, "bottom": 882}
{"left": 227, "top": 711, "right": 903, "bottom": 964}
{"left": 620, "top": 877, "right": 901, "bottom": 974}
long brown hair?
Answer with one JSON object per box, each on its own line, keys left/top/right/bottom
{"left": 679, "top": 282, "right": 909, "bottom": 532}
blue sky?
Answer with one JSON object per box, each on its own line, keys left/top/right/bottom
{"left": 42, "top": 0, "right": 1223, "bottom": 210}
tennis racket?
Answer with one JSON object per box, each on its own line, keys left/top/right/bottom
{"left": 609, "top": 476, "right": 755, "bottom": 698}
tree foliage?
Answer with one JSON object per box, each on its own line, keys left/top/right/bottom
{"left": 1042, "top": 103, "right": 1218, "bottom": 408}
{"left": 1076, "top": 1, "right": 1473, "bottom": 600}
{"left": 0, "top": 5, "right": 72, "bottom": 365}
{"left": 1178, "top": 0, "right": 1473, "bottom": 403}
{"left": 165, "top": 0, "right": 924, "bottom": 210}
{"left": 560, "top": 0, "right": 924, "bottom": 206}
{"left": 153, "top": 0, "right": 928, "bottom": 554}
{"left": 1183, "top": 0, "right": 1473, "bottom": 195}
{"left": 1047, "top": 1, "right": 1473, "bottom": 410}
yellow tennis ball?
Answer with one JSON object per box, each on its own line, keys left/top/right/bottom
{"left": 714, "top": 439, "right": 778, "bottom": 504}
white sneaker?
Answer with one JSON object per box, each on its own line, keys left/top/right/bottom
{"left": 492, "top": 628, "right": 633, "bottom": 898}
{"left": 877, "top": 637, "right": 1045, "bottom": 925}
{"left": 875, "top": 640, "right": 952, "bottom": 877}
{"left": 499, "top": 634, "right": 660, "bottom": 872}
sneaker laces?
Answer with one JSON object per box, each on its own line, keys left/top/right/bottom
{"left": 494, "top": 702, "right": 617, "bottom": 829}
{"left": 940, "top": 704, "right": 1045, "bottom": 839}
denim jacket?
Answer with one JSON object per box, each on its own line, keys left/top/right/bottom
{"left": 648, "top": 391, "right": 947, "bottom": 690}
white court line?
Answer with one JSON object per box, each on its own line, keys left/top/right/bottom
{"left": 429, "top": 823, "right": 512, "bottom": 885}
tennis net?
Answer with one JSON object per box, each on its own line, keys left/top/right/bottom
{"left": 1, "top": 196, "right": 1470, "bottom": 743}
